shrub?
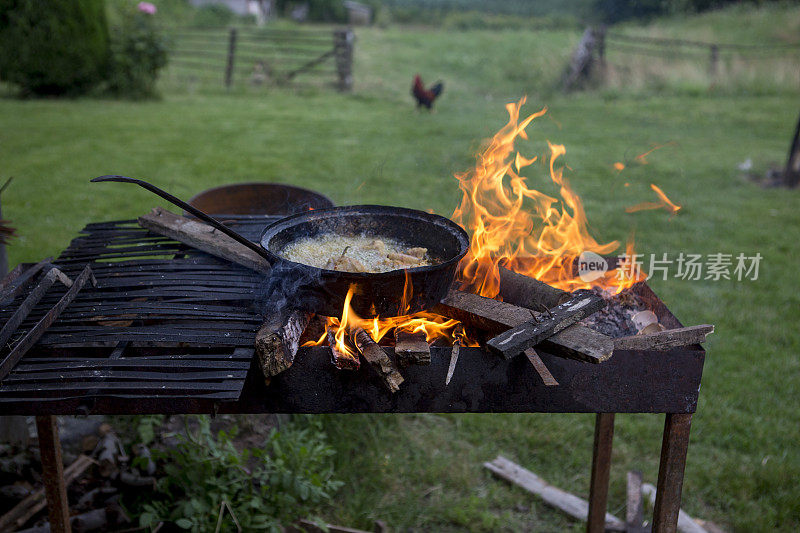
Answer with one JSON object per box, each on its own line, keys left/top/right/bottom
{"left": 134, "top": 416, "right": 342, "bottom": 532}
{"left": 0, "top": 0, "right": 109, "bottom": 96}
{"left": 105, "top": 2, "right": 168, "bottom": 98}
{"left": 192, "top": 3, "right": 236, "bottom": 28}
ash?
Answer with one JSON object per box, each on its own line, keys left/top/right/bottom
{"left": 580, "top": 287, "right": 645, "bottom": 338}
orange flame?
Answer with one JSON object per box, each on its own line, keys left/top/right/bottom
{"left": 613, "top": 162, "right": 626, "bottom": 172}
{"left": 635, "top": 142, "right": 675, "bottom": 165}
{"left": 626, "top": 183, "right": 681, "bottom": 215}
{"left": 304, "top": 279, "right": 475, "bottom": 352}
{"left": 452, "top": 96, "right": 636, "bottom": 295}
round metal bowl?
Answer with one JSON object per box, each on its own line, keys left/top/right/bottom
{"left": 188, "top": 182, "right": 334, "bottom": 216}
{"left": 260, "top": 205, "right": 470, "bottom": 318}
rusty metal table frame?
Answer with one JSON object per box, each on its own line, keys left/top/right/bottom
{"left": 15, "top": 341, "right": 702, "bottom": 533}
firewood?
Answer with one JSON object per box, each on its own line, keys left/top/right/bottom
{"left": 613, "top": 325, "right": 715, "bottom": 351}
{"left": 525, "top": 348, "right": 558, "bottom": 386}
{"left": 487, "top": 291, "right": 606, "bottom": 359}
{"left": 353, "top": 328, "right": 403, "bottom": 393}
{"left": 394, "top": 328, "right": 430, "bottom": 366}
{"left": 436, "top": 290, "right": 612, "bottom": 363}
{"left": 0, "top": 454, "right": 93, "bottom": 532}
{"left": 255, "top": 309, "right": 312, "bottom": 378}
{"left": 328, "top": 327, "right": 359, "bottom": 370}
{"left": 138, "top": 207, "right": 271, "bottom": 275}
{"left": 76, "top": 487, "right": 118, "bottom": 510}
{"left": 132, "top": 444, "right": 156, "bottom": 476}
{"left": 498, "top": 266, "right": 571, "bottom": 309}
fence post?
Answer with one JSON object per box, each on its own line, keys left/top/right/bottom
{"left": 333, "top": 28, "right": 354, "bottom": 92}
{"left": 595, "top": 26, "right": 607, "bottom": 78}
{"left": 225, "top": 27, "right": 238, "bottom": 90}
{"left": 709, "top": 44, "right": 719, "bottom": 78}
{"left": 784, "top": 110, "right": 800, "bottom": 187}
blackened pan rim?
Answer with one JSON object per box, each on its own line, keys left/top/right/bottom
{"left": 259, "top": 204, "right": 470, "bottom": 280}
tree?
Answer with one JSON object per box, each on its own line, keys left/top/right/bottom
{"left": 0, "top": 0, "right": 109, "bottom": 96}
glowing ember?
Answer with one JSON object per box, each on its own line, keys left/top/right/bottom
{"left": 626, "top": 183, "right": 681, "bottom": 215}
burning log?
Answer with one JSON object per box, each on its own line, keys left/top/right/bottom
{"left": 435, "top": 290, "right": 613, "bottom": 364}
{"left": 353, "top": 327, "right": 404, "bottom": 393}
{"left": 613, "top": 325, "right": 714, "bottom": 351}
{"left": 487, "top": 291, "right": 606, "bottom": 359}
{"left": 393, "top": 328, "right": 430, "bottom": 366}
{"left": 327, "top": 327, "right": 359, "bottom": 370}
{"left": 255, "top": 309, "right": 312, "bottom": 378}
{"left": 498, "top": 266, "right": 571, "bottom": 309}
{"left": 138, "top": 207, "right": 271, "bottom": 275}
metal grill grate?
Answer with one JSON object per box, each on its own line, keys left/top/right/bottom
{"left": 0, "top": 216, "right": 278, "bottom": 408}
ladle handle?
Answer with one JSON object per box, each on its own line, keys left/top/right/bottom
{"left": 91, "top": 175, "right": 273, "bottom": 261}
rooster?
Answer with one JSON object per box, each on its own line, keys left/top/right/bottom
{"left": 412, "top": 74, "right": 444, "bottom": 110}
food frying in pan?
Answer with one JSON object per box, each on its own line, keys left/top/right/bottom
{"left": 281, "top": 233, "right": 432, "bottom": 273}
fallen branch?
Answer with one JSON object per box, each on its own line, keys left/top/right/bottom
{"left": 641, "top": 483, "right": 708, "bottom": 533}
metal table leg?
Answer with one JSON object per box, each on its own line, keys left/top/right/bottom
{"left": 652, "top": 413, "right": 692, "bottom": 533}
{"left": 35, "top": 415, "right": 71, "bottom": 533}
{"left": 587, "top": 413, "right": 615, "bottom": 533}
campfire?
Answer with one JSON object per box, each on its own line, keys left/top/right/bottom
{"left": 246, "top": 98, "right": 707, "bottom": 392}
{"left": 122, "top": 98, "right": 712, "bottom": 394}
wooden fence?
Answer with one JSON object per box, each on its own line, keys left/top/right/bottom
{"left": 164, "top": 27, "right": 354, "bottom": 91}
{"left": 564, "top": 26, "right": 800, "bottom": 90}
{"left": 601, "top": 30, "right": 800, "bottom": 77}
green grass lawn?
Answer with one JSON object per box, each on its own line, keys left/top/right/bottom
{"left": 2, "top": 4, "right": 800, "bottom": 532}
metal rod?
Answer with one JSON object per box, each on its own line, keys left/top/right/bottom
{"left": 35, "top": 415, "right": 72, "bottom": 533}
{"left": 652, "top": 413, "right": 693, "bottom": 533}
{"left": 587, "top": 412, "right": 615, "bottom": 533}
{"left": 90, "top": 175, "right": 273, "bottom": 261}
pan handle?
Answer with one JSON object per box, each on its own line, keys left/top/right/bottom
{"left": 91, "top": 175, "right": 273, "bottom": 262}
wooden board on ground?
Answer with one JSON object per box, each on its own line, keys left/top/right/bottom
{"left": 484, "top": 455, "right": 625, "bottom": 532}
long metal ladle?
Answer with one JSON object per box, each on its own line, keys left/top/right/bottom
{"left": 91, "top": 175, "right": 273, "bottom": 262}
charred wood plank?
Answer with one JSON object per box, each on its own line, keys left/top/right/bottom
{"left": 394, "top": 328, "right": 430, "bottom": 366}
{"left": 138, "top": 207, "right": 271, "bottom": 275}
{"left": 436, "top": 290, "right": 612, "bottom": 363}
{"left": 328, "top": 328, "right": 359, "bottom": 370}
{"left": 255, "top": 309, "right": 312, "bottom": 378}
{"left": 487, "top": 291, "right": 606, "bottom": 359}
{"left": 353, "top": 327, "right": 403, "bottom": 393}
{"left": 0, "top": 266, "right": 95, "bottom": 381}
{"left": 613, "top": 325, "right": 714, "bottom": 351}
